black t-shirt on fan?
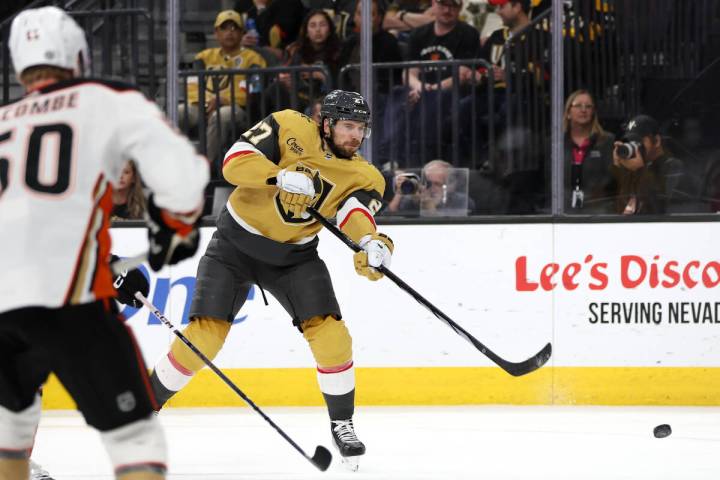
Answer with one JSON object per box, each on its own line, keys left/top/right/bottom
{"left": 407, "top": 21, "right": 480, "bottom": 81}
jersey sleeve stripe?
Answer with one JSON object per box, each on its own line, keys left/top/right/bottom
{"left": 337, "top": 197, "right": 376, "bottom": 230}
{"left": 64, "top": 177, "right": 114, "bottom": 305}
{"left": 90, "top": 185, "right": 115, "bottom": 300}
{"left": 222, "top": 150, "right": 256, "bottom": 168}
{"left": 222, "top": 141, "right": 262, "bottom": 168}
{"left": 226, "top": 141, "right": 261, "bottom": 157}
{"left": 338, "top": 207, "right": 375, "bottom": 230}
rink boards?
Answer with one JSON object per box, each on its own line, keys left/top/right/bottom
{"left": 42, "top": 222, "right": 720, "bottom": 408}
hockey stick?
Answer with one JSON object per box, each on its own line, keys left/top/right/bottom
{"left": 307, "top": 207, "right": 552, "bottom": 377}
{"left": 134, "top": 292, "right": 333, "bottom": 471}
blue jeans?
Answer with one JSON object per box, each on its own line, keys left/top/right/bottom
{"left": 377, "top": 86, "right": 456, "bottom": 168}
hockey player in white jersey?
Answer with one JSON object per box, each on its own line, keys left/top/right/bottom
{"left": 0, "top": 6, "right": 209, "bottom": 480}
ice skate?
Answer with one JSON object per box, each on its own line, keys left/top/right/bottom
{"left": 331, "top": 418, "right": 365, "bottom": 472}
{"left": 30, "top": 459, "right": 55, "bottom": 480}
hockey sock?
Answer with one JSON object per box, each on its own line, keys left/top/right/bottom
{"left": 301, "top": 316, "right": 356, "bottom": 420}
{"left": 0, "top": 458, "right": 29, "bottom": 479}
{"left": 102, "top": 415, "right": 166, "bottom": 480}
{"left": 322, "top": 388, "right": 355, "bottom": 421}
{"left": 151, "top": 317, "right": 230, "bottom": 408}
{"left": 117, "top": 471, "right": 164, "bottom": 480}
{"left": 317, "top": 360, "right": 356, "bottom": 420}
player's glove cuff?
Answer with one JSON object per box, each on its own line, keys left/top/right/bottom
{"left": 353, "top": 233, "right": 394, "bottom": 281}
{"left": 110, "top": 255, "right": 150, "bottom": 308}
{"left": 145, "top": 194, "right": 201, "bottom": 271}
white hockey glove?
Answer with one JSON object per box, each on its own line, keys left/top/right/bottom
{"left": 276, "top": 163, "right": 320, "bottom": 218}
{"left": 354, "top": 233, "right": 394, "bottom": 281}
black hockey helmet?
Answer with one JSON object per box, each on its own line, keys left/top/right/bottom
{"left": 320, "top": 90, "right": 371, "bottom": 137}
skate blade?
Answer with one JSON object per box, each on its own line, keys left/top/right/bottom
{"left": 340, "top": 455, "right": 360, "bottom": 472}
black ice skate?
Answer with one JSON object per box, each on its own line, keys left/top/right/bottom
{"left": 330, "top": 418, "right": 365, "bottom": 471}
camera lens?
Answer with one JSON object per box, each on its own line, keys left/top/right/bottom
{"left": 400, "top": 178, "right": 418, "bottom": 195}
{"left": 616, "top": 142, "right": 636, "bottom": 160}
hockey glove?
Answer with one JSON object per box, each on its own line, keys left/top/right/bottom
{"left": 145, "top": 194, "right": 201, "bottom": 272}
{"left": 354, "top": 233, "right": 394, "bottom": 281}
{"left": 110, "top": 255, "right": 150, "bottom": 308}
{"left": 276, "top": 163, "right": 320, "bottom": 218}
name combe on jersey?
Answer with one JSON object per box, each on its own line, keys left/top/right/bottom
{"left": 0, "top": 91, "right": 78, "bottom": 122}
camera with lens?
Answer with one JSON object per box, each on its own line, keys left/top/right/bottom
{"left": 615, "top": 141, "right": 642, "bottom": 160}
{"left": 395, "top": 172, "right": 420, "bottom": 195}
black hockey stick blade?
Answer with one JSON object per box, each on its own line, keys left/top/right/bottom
{"left": 311, "top": 446, "right": 332, "bottom": 471}
{"left": 307, "top": 207, "right": 553, "bottom": 377}
{"left": 499, "top": 342, "right": 552, "bottom": 377}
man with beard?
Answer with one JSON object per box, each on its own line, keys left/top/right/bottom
{"left": 148, "top": 90, "right": 392, "bottom": 472}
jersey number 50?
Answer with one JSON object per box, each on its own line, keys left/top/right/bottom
{"left": 0, "top": 123, "right": 73, "bottom": 198}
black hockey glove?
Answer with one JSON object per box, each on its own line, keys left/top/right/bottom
{"left": 110, "top": 255, "right": 150, "bottom": 308}
{"left": 145, "top": 194, "right": 201, "bottom": 272}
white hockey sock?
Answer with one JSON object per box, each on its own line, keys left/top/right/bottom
{"left": 317, "top": 361, "right": 355, "bottom": 396}
{"left": 0, "top": 393, "right": 41, "bottom": 455}
{"left": 101, "top": 414, "right": 166, "bottom": 477}
{"left": 154, "top": 352, "right": 194, "bottom": 393}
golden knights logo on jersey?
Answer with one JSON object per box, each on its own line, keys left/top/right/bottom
{"left": 275, "top": 165, "right": 336, "bottom": 224}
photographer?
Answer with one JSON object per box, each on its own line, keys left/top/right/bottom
{"left": 613, "top": 114, "right": 684, "bottom": 215}
{"left": 387, "top": 160, "right": 475, "bottom": 216}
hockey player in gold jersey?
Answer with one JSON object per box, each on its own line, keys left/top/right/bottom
{"left": 149, "top": 90, "right": 393, "bottom": 470}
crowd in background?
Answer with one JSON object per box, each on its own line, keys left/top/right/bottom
{"left": 3, "top": 0, "right": 717, "bottom": 219}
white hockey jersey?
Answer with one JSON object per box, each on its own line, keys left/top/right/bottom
{"left": 0, "top": 78, "right": 209, "bottom": 313}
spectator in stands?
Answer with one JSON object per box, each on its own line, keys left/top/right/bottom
{"left": 387, "top": 160, "right": 475, "bottom": 215}
{"left": 379, "top": 0, "right": 479, "bottom": 166}
{"left": 613, "top": 114, "right": 684, "bottom": 215}
{"left": 457, "top": 0, "right": 532, "bottom": 125}
{"left": 264, "top": 9, "right": 341, "bottom": 113}
{"left": 304, "top": 0, "right": 357, "bottom": 39}
{"left": 563, "top": 90, "right": 617, "bottom": 213}
{"left": 305, "top": 96, "right": 324, "bottom": 124}
{"left": 112, "top": 161, "right": 146, "bottom": 220}
{"left": 478, "top": 0, "right": 532, "bottom": 87}
{"left": 383, "top": 0, "right": 435, "bottom": 33}
{"left": 338, "top": 0, "right": 403, "bottom": 94}
{"left": 234, "top": 0, "right": 307, "bottom": 61}
{"left": 180, "top": 10, "right": 267, "bottom": 171}
{"left": 456, "top": 0, "right": 548, "bottom": 165}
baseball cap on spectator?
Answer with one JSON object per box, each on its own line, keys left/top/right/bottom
{"left": 622, "top": 114, "right": 660, "bottom": 142}
{"left": 214, "top": 10, "right": 243, "bottom": 29}
{"left": 488, "top": 0, "right": 531, "bottom": 11}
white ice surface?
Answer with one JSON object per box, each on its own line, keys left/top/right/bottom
{"left": 32, "top": 406, "right": 720, "bottom": 479}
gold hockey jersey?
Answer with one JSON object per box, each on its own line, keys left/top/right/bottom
{"left": 221, "top": 109, "right": 385, "bottom": 245}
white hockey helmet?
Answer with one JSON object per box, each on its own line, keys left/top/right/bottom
{"left": 9, "top": 6, "right": 90, "bottom": 79}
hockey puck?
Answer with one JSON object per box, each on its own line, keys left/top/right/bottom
{"left": 653, "top": 424, "right": 672, "bottom": 438}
